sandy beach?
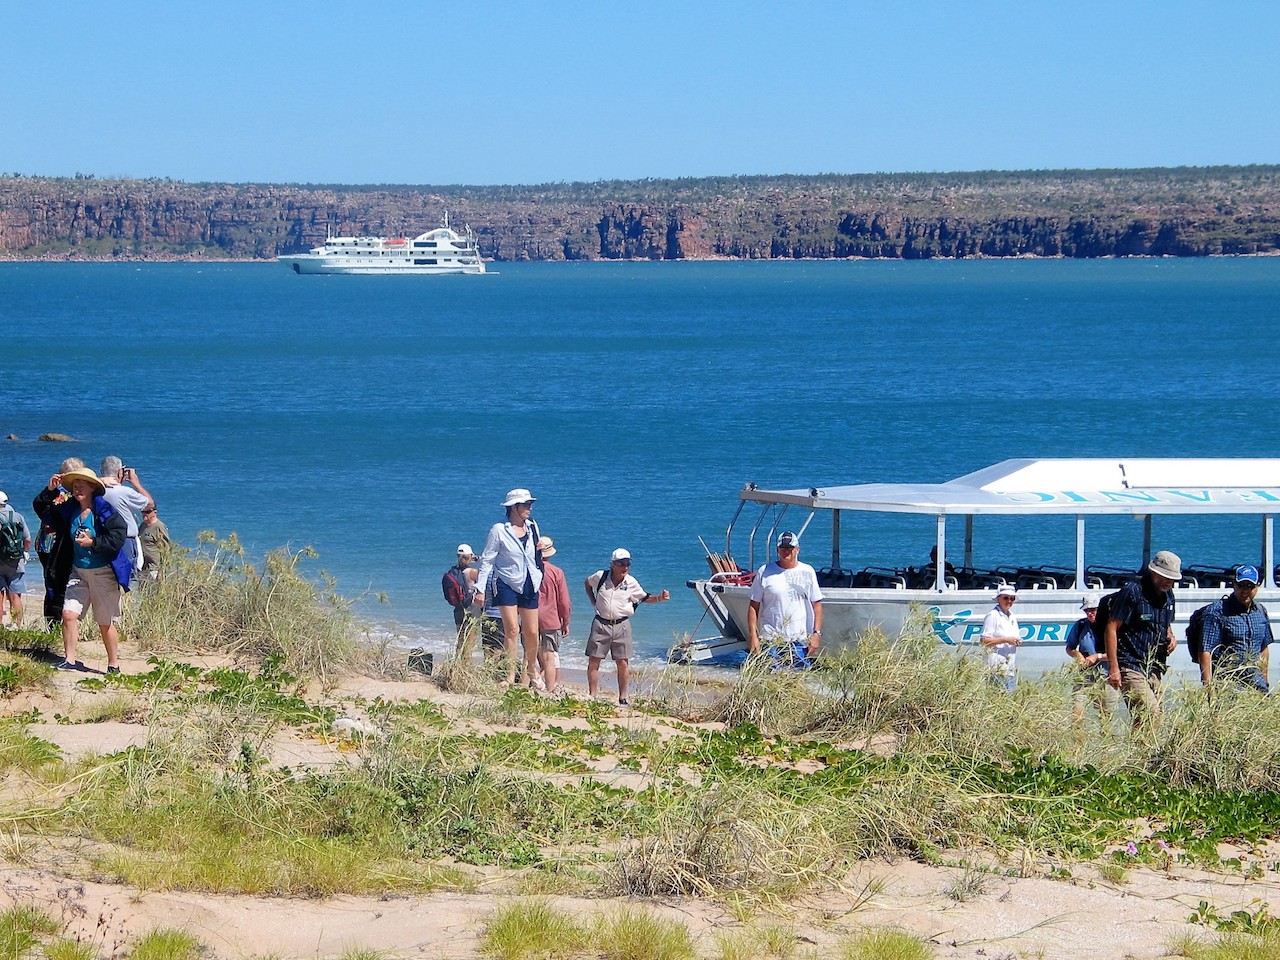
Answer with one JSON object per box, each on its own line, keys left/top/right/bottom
{"left": 3, "top": 635, "right": 1279, "bottom": 960}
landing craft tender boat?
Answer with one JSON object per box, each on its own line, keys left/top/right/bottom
{"left": 680, "top": 459, "right": 1280, "bottom": 678}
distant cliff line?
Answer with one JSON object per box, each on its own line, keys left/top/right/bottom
{"left": 2, "top": 166, "right": 1278, "bottom": 262}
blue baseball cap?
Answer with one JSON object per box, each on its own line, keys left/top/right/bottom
{"left": 1234, "top": 564, "right": 1261, "bottom": 585}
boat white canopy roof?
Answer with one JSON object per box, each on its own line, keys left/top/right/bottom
{"left": 743, "top": 459, "right": 1280, "bottom": 516}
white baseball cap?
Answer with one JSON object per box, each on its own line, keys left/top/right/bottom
{"left": 611, "top": 548, "right": 631, "bottom": 562}
{"left": 457, "top": 544, "right": 474, "bottom": 555}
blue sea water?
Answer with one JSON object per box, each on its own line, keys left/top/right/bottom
{"left": 2, "top": 257, "right": 1278, "bottom": 667}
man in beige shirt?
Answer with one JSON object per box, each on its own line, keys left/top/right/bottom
{"left": 584, "top": 548, "right": 668, "bottom": 705}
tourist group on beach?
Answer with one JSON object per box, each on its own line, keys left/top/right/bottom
{"left": 444, "top": 488, "right": 670, "bottom": 705}
{"left": 5, "top": 466, "right": 1272, "bottom": 722}
{"left": 445, "top": 489, "right": 1273, "bottom": 721}
{"left": 0, "top": 457, "right": 170, "bottom": 674}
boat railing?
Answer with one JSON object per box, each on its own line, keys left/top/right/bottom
{"left": 1182, "top": 567, "right": 1235, "bottom": 590}
{"left": 723, "top": 558, "right": 1254, "bottom": 594}
{"left": 849, "top": 566, "right": 908, "bottom": 589}
{"left": 817, "top": 567, "right": 854, "bottom": 588}
{"left": 952, "top": 567, "right": 1008, "bottom": 590}
{"left": 1085, "top": 565, "right": 1135, "bottom": 589}
{"left": 709, "top": 569, "right": 755, "bottom": 585}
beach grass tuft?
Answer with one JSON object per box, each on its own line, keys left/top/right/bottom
{"left": 479, "top": 899, "right": 589, "bottom": 959}
{"left": 1178, "top": 929, "right": 1280, "bottom": 959}
{"left": 611, "top": 780, "right": 837, "bottom": 901}
{"left": 0, "top": 652, "right": 51, "bottom": 698}
{"left": 0, "top": 721, "right": 62, "bottom": 774}
{"left": 126, "top": 534, "right": 356, "bottom": 681}
{"left": 43, "top": 940, "right": 96, "bottom": 960}
{"left": 0, "top": 627, "right": 58, "bottom": 656}
{"left": 711, "top": 924, "right": 798, "bottom": 960}
{"left": 127, "top": 929, "right": 202, "bottom": 960}
{"left": 834, "top": 927, "right": 933, "bottom": 960}
{"left": 0, "top": 905, "right": 59, "bottom": 960}
{"left": 692, "top": 654, "right": 821, "bottom": 732}
{"left": 593, "top": 906, "right": 696, "bottom": 960}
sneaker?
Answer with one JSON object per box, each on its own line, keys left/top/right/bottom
{"left": 55, "top": 660, "right": 79, "bottom": 671}
{"left": 107, "top": 666, "right": 120, "bottom": 675}
{"left": 618, "top": 699, "right": 630, "bottom": 706}
{"left": 528, "top": 677, "right": 546, "bottom": 692}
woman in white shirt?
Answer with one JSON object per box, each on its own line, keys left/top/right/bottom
{"left": 474, "top": 488, "right": 544, "bottom": 686}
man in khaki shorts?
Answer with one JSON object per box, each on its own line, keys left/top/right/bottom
{"left": 584, "top": 548, "right": 668, "bottom": 705}
{"left": 1105, "top": 550, "right": 1180, "bottom": 729}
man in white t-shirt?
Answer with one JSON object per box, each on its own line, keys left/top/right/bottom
{"left": 747, "top": 531, "right": 824, "bottom": 662}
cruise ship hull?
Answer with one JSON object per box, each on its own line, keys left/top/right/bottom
{"left": 279, "top": 257, "right": 484, "bottom": 276}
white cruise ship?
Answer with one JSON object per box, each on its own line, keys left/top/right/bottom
{"left": 278, "top": 213, "right": 487, "bottom": 275}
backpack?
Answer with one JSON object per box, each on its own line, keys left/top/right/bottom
{"left": 1185, "top": 602, "right": 1214, "bottom": 662}
{"left": 0, "top": 510, "right": 23, "bottom": 565}
{"left": 441, "top": 566, "right": 471, "bottom": 608}
{"left": 1094, "top": 590, "right": 1120, "bottom": 637}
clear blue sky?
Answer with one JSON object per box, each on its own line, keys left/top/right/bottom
{"left": 4, "top": 1, "right": 1277, "bottom": 186}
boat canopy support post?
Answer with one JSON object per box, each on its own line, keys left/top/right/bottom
{"left": 964, "top": 516, "right": 974, "bottom": 569}
{"left": 832, "top": 509, "right": 841, "bottom": 569}
{"left": 1142, "top": 515, "right": 1152, "bottom": 567}
{"left": 934, "top": 515, "right": 947, "bottom": 591}
{"left": 746, "top": 503, "right": 774, "bottom": 573}
{"left": 1075, "top": 515, "right": 1086, "bottom": 590}
{"left": 723, "top": 499, "right": 748, "bottom": 564}
{"left": 798, "top": 512, "right": 816, "bottom": 541}
{"left": 1264, "top": 515, "right": 1275, "bottom": 589}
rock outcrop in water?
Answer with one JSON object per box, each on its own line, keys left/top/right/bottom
{"left": 2, "top": 167, "right": 1278, "bottom": 261}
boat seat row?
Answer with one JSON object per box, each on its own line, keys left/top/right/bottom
{"left": 814, "top": 563, "right": 1269, "bottom": 592}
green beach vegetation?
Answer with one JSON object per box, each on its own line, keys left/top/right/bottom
{"left": 4, "top": 538, "right": 1280, "bottom": 956}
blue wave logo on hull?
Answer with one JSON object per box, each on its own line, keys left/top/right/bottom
{"left": 928, "top": 607, "right": 972, "bottom": 645}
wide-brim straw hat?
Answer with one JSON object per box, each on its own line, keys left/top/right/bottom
{"left": 537, "top": 536, "right": 556, "bottom": 558}
{"left": 60, "top": 467, "right": 105, "bottom": 496}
